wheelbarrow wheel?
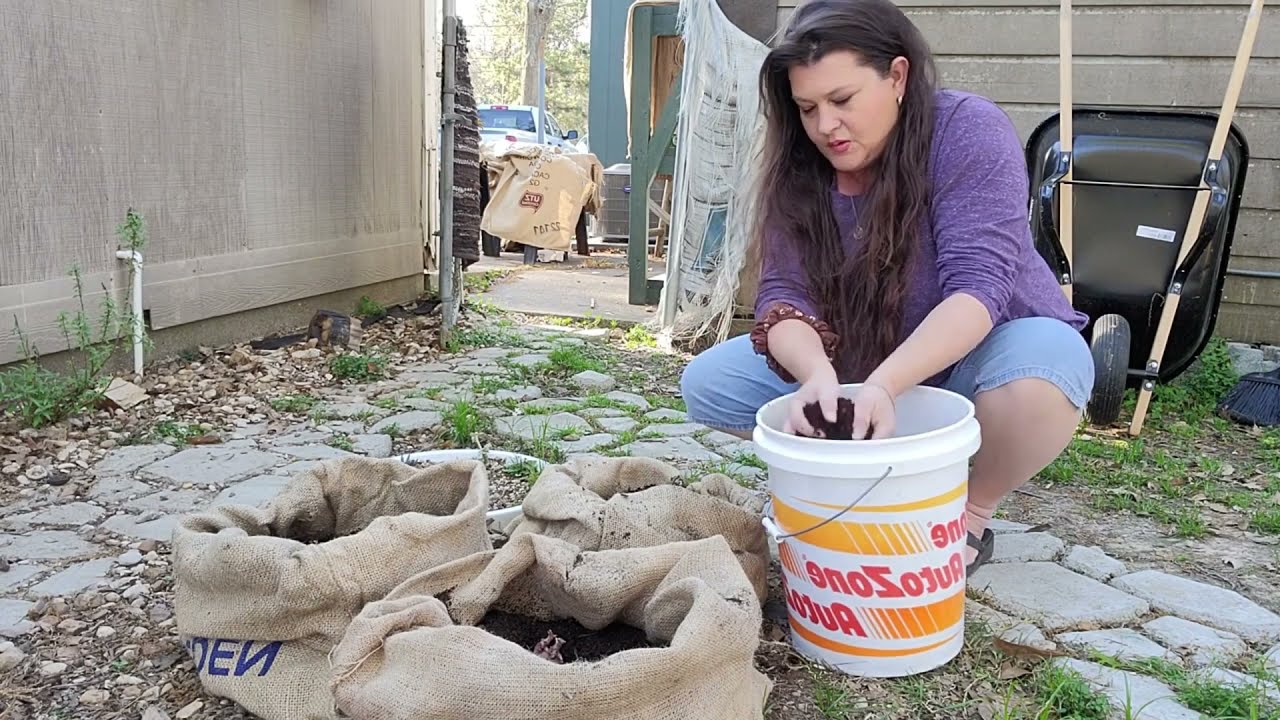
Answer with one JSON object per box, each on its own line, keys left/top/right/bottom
{"left": 1086, "top": 313, "right": 1131, "bottom": 426}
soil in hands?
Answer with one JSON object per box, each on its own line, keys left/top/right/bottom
{"left": 476, "top": 610, "right": 653, "bottom": 663}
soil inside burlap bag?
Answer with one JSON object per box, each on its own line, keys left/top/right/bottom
{"left": 171, "top": 457, "right": 494, "bottom": 720}
{"left": 330, "top": 532, "right": 772, "bottom": 719}
{"left": 505, "top": 456, "right": 771, "bottom": 602}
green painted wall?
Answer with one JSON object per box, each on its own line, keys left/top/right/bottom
{"left": 588, "top": 0, "right": 632, "bottom": 168}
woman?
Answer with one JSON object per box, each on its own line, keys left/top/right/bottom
{"left": 680, "top": 0, "right": 1094, "bottom": 573}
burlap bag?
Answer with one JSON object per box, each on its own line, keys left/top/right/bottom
{"left": 506, "top": 456, "right": 771, "bottom": 601}
{"left": 171, "top": 457, "right": 494, "bottom": 720}
{"left": 479, "top": 143, "right": 594, "bottom": 252}
{"left": 330, "top": 532, "right": 771, "bottom": 719}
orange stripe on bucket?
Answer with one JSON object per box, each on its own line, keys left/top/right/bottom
{"left": 772, "top": 498, "right": 929, "bottom": 556}
{"left": 797, "top": 480, "right": 967, "bottom": 515}
{"left": 860, "top": 589, "right": 965, "bottom": 642}
{"left": 790, "top": 618, "right": 961, "bottom": 658}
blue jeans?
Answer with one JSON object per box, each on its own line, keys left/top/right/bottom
{"left": 681, "top": 317, "right": 1096, "bottom": 432}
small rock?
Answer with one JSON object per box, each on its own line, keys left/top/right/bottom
{"left": 40, "top": 661, "right": 68, "bottom": 677}
{"left": 291, "top": 348, "right": 322, "bottom": 360}
{"left": 25, "top": 465, "right": 49, "bottom": 481}
{"left": 494, "top": 386, "right": 543, "bottom": 402}
{"left": 96, "top": 625, "right": 117, "bottom": 639}
{"left": 1265, "top": 642, "right": 1280, "bottom": 673}
{"left": 0, "top": 641, "right": 25, "bottom": 671}
{"left": 176, "top": 700, "right": 204, "bottom": 719}
{"left": 644, "top": 408, "right": 688, "bottom": 422}
{"left": 122, "top": 583, "right": 150, "bottom": 600}
{"left": 142, "top": 707, "right": 172, "bottom": 720}
{"left": 137, "top": 540, "right": 158, "bottom": 554}
{"left": 118, "top": 549, "right": 144, "bottom": 567}
{"left": 508, "top": 353, "right": 550, "bottom": 368}
{"left": 80, "top": 688, "right": 110, "bottom": 704}
{"left": 571, "top": 370, "right": 616, "bottom": 392}
{"left": 57, "top": 618, "right": 87, "bottom": 633}
{"left": 1062, "top": 545, "right": 1127, "bottom": 582}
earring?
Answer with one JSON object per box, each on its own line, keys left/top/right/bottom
{"left": 897, "top": 95, "right": 902, "bottom": 106}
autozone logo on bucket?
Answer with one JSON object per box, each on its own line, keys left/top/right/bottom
{"left": 774, "top": 504, "right": 969, "bottom": 656}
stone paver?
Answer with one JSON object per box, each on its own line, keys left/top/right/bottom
{"left": 1054, "top": 658, "right": 1201, "bottom": 720}
{"left": 620, "top": 437, "right": 723, "bottom": 463}
{"left": 968, "top": 562, "right": 1149, "bottom": 631}
{"left": 212, "top": 475, "right": 291, "bottom": 508}
{"left": 1056, "top": 628, "right": 1182, "bottom": 665}
{"left": 604, "top": 391, "right": 650, "bottom": 411}
{"left": 571, "top": 370, "right": 615, "bottom": 392}
{"left": 8, "top": 322, "right": 1280, "bottom": 716}
{"left": 29, "top": 559, "right": 114, "bottom": 598}
{"left": 2, "top": 502, "right": 107, "bottom": 529}
{"left": 495, "top": 413, "right": 592, "bottom": 441}
{"left": 1112, "top": 570, "right": 1280, "bottom": 644}
{"left": 93, "top": 445, "right": 177, "bottom": 477}
{"left": 990, "top": 532, "right": 1064, "bottom": 563}
{"left": 0, "top": 531, "right": 98, "bottom": 562}
{"left": 140, "top": 446, "right": 284, "bottom": 486}
{"left": 370, "top": 411, "right": 442, "bottom": 434}
{"left": 596, "top": 417, "right": 639, "bottom": 433}
{"left": 1062, "top": 544, "right": 1128, "bottom": 582}
{"left": 639, "top": 422, "right": 706, "bottom": 438}
{"left": 1141, "top": 616, "right": 1249, "bottom": 668}
{"left": 351, "top": 434, "right": 393, "bottom": 458}
{"left": 0, "top": 564, "right": 47, "bottom": 592}
{"left": 0, "top": 599, "right": 36, "bottom": 637}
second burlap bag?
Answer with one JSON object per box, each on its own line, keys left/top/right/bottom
{"left": 506, "top": 456, "right": 772, "bottom": 601}
{"left": 171, "top": 457, "right": 494, "bottom": 720}
{"left": 330, "top": 532, "right": 772, "bottom": 719}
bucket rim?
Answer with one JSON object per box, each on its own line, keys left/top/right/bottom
{"left": 752, "top": 382, "right": 977, "bottom": 448}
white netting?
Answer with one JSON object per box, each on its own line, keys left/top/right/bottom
{"left": 656, "top": 0, "right": 772, "bottom": 346}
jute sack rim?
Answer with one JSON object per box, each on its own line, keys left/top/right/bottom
{"left": 172, "top": 457, "right": 493, "bottom": 638}
{"left": 330, "top": 533, "right": 772, "bottom": 718}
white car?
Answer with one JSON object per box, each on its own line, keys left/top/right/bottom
{"left": 477, "top": 104, "right": 580, "bottom": 150}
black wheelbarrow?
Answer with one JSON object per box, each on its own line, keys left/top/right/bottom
{"left": 1025, "top": 0, "right": 1264, "bottom": 436}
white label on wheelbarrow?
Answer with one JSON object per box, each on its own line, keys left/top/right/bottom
{"left": 1136, "top": 225, "right": 1177, "bottom": 243}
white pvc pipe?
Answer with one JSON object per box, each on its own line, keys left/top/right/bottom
{"left": 395, "top": 448, "right": 548, "bottom": 524}
{"left": 114, "top": 249, "right": 144, "bottom": 377}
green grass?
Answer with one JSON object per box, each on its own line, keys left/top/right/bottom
{"left": 270, "top": 394, "right": 318, "bottom": 413}
{"left": 329, "top": 353, "right": 388, "bottom": 381}
{"left": 328, "top": 434, "right": 355, "bottom": 452}
{"left": 442, "top": 400, "right": 491, "bottom": 446}
{"left": 1035, "top": 338, "right": 1280, "bottom": 538}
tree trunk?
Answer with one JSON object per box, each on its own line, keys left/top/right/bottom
{"left": 521, "top": 0, "right": 557, "bottom": 105}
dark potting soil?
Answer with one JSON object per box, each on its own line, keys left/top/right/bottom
{"left": 476, "top": 610, "right": 654, "bottom": 663}
{"left": 802, "top": 397, "right": 860, "bottom": 440}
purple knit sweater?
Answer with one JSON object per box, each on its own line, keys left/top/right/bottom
{"left": 752, "top": 88, "right": 1088, "bottom": 383}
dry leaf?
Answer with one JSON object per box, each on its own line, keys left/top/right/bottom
{"left": 994, "top": 636, "right": 1067, "bottom": 659}
{"left": 998, "top": 661, "right": 1032, "bottom": 680}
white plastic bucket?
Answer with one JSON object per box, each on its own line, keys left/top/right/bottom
{"left": 753, "top": 383, "right": 981, "bottom": 678}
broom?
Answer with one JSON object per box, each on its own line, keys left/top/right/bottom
{"left": 1217, "top": 366, "right": 1280, "bottom": 426}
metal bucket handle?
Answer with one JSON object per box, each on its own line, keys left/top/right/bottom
{"left": 762, "top": 466, "right": 894, "bottom": 542}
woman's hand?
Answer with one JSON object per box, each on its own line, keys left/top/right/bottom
{"left": 850, "top": 382, "right": 896, "bottom": 440}
{"left": 784, "top": 363, "right": 841, "bottom": 437}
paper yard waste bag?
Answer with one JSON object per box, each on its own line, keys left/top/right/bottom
{"left": 480, "top": 143, "right": 594, "bottom": 252}
{"left": 171, "top": 457, "right": 494, "bottom": 720}
{"left": 330, "top": 532, "right": 772, "bottom": 719}
{"left": 506, "top": 456, "right": 772, "bottom": 601}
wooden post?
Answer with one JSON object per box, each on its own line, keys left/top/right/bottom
{"left": 1128, "top": 0, "right": 1265, "bottom": 436}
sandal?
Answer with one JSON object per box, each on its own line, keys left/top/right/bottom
{"left": 966, "top": 528, "right": 995, "bottom": 576}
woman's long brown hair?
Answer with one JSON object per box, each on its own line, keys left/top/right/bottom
{"left": 758, "top": 0, "right": 938, "bottom": 381}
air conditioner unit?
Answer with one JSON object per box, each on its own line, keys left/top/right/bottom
{"left": 592, "top": 163, "right": 669, "bottom": 242}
